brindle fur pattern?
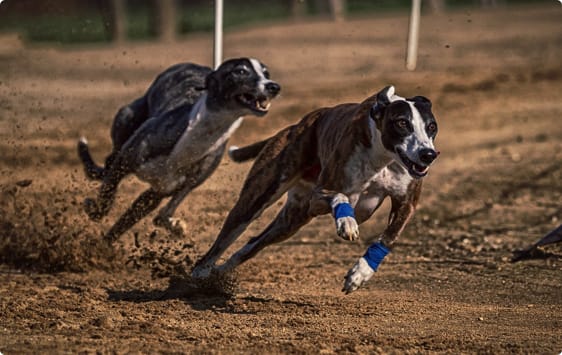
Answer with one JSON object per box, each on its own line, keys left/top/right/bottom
{"left": 192, "top": 86, "right": 439, "bottom": 293}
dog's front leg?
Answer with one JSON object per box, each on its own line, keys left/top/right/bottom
{"left": 153, "top": 184, "right": 193, "bottom": 237}
{"left": 331, "top": 193, "right": 360, "bottom": 241}
{"left": 105, "top": 188, "right": 164, "bottom": 243}
{"left": 343, "top": 181, "right": 422, "bottom": 294}
{"left": 309, "top": 189, "right": 359, "bottom": 241}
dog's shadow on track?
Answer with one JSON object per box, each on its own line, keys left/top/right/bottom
{"left": 106, "top": 274, "right": 317, "bottom": 313}
{"left": 511, "top": 247, "right": 562, "bottom": 263}
{"left": 106, "top": 273, "right": 244, "bottom": 311}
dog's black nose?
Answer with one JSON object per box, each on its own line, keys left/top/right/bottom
{"left": 265, "top": 82, "right": 281, "bottom": 96}
{"left": 419, "top": 148, "right": 438, "bottom": 165}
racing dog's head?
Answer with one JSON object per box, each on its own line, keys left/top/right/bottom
{"left": 370, "top": 86, "right": 439, "bottom": 179}
{"left": 205, "top": 57, "right": 281, "bottom": 116}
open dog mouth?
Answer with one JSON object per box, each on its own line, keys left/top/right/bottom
{"left": 236, "top": 93, "right": 271, "bottom": 114}
{"left": 396, "top": 149, "right": 429, "bottom": 179}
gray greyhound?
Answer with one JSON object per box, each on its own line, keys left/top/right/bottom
{"left": 78, "top": 58, "right": 280, "bottom": 243}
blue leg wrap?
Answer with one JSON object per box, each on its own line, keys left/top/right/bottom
{"left": 363, "top": 242, "right": 390, "bottom": 271}
{"left": 334, "top": 202, "right": 355, "bottom": 219}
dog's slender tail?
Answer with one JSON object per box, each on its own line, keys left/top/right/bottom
{"left": 77, "top": 137, "right": 105, "bottom": 180}
{"left": 228, "top": 138, "right": 271, "bottom": 163}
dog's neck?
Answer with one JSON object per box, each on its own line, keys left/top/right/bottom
{"left": 367, "top": 117, "right": 395, "bottom": 171}
{"left": 204, "top": 91, "right": 244, "bottom": 117}
{"left": 169, "top": 93, "right": 243, "bottom": 167}
{"left": 192, "top": 92, "right": 238, "bottom": 121}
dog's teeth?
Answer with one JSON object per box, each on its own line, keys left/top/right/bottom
{"left": 256, "top": 100, "right": 270, "bottom": 111}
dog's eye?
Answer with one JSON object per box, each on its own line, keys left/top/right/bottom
{"left": 235, "top": 68, "right": 249, "bottom": 76}
{"left": 427, "top": 122, "right": 437, "bottom": 134}
{"left": 395, "top": 119, "right": 408, "bottom": 129}
{"left": 262, "top": 68, "right": 270, "bottom": 79}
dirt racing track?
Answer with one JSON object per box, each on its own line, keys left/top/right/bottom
{"left": 1, "top": 5, "right": 561, "bottom": 354}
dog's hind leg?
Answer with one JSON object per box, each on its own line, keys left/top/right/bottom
{"left": 193, "top": 125, "right": 314, "bottom": 279}
{"left": 100, "top": 96, "right": 150, "bottom": 173}
{"left": 192, "top": 185, "right": 291, "bottom": 279}
{"left": 110, "top": 96, "right": 149, "bottom": 151}
{"left": 84, "top": 162, "right": 129, "bottom": 221}
{"left": 104, "top": 188, "right": 164, "bottom": 243}
{"left": 153, "top": 184, "right": 194, "bottom": 237}
{"left": 77, "top": 97, "right": 148, "bottom": 181}
{"left": 217, "top": 185, "right": 313, "bottom": 275}
{"left": 192, "top": 172, "right": 298, "bottom": 279}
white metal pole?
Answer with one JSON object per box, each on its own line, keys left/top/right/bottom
{"left": 213, "top": 0, "right": 224, "bottom": 69}
{"left": 406, "top": 0, "right": 421, "bottom": 71}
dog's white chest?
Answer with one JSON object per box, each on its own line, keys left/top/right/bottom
{"left": 137, "top": 96, "right": 243, "bottom": 193}
{"left": 169, "top": 107, "right": 242, "bottom": 167}
{"left": 370, "top": 163, "right": 413, "bottom": 197}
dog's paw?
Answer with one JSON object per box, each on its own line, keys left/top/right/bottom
{"left": 342, "top": 257, "right": 374, "bottom": 294}
{"left": 154, "top": 216, "right": 188, "bottom": 236}
{"left": 190, "top": 268, "right": 238, "bottom": 297}
{"left": 84, "top": 198, "right": 103, "bottom": 221}
{"left": 191, "top": 263, "right": 213, "bottom": 281}
{"left": 169, "top": 218, "right": 188, "bottom": 236}
{"left": 336, "top": 216, "right": 359, "bottom": 241}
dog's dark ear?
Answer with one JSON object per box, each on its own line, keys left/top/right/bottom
{"left": 205, "top": 70, "right": 220, "bottom": 94}
{"left": 370, "top": 85, "right": 395, "bottom": 122}
{"left": 408, "top": 96, "right": 432, "bottom": 109}
{"left": 377, "top": 85, "right": 394, "bottom": 106}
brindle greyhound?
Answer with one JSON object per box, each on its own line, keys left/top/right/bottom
{"left": 192, "top": 85, "right": 439, "bottom": 293}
